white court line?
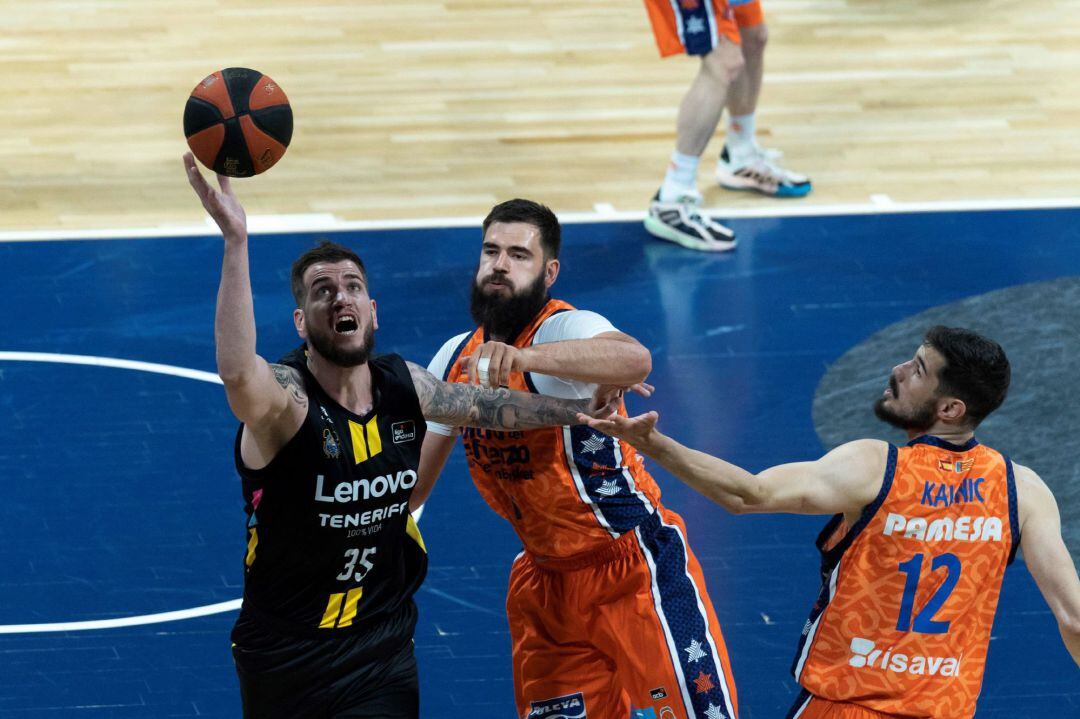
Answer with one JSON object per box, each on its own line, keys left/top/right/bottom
{"left": 0, "top": 351, "right": 424, "bottom": 633}
{"left": 0, "top": 351, "right": 223, "bottom": 384}
{"left": 2, "top": 195, "right": 1080, "bottom": 242}
{"left": 0, "top": 599, "right": 244, "bottom": 634}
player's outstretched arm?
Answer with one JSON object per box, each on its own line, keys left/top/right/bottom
{"left": 459, "top": 331, "right": 652, "bottom": 388}
{"left": 408, "top": 362, "right": 618, "bottom": 430}
{"left": 1015, "top": 464, "right": 1080, "bottom": 666}
{"left": 185, "top": 153, "right": 300, "bottom": 442}
{"left": 578, "top": 410, "right": 885, "bottom": 516}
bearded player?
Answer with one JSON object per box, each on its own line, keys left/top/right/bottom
{"left": 414, "top": 198, "right": 740, "bottom": 719}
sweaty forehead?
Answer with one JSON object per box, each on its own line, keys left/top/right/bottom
{"left": 304, "top": 260, "right": 364, "bottom": 287}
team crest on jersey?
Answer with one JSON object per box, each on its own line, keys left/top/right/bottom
{"left": 392, "top": 420, "right": 416, "bottom": 444}
{"left": 528, "top": 692, "right": 586, "bottom": 719}
{"left": 938, "top": 457, "right": 975, "bottom": 473}
{"left": 323, "top": 428, "right": 342, "bottom": 458}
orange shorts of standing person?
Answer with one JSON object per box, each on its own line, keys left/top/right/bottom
{"left": 644, "top": 0, "right": 765, "bottom": 57}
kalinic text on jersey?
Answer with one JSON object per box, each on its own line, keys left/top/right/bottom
{"left": 793, "top": 436, "right": 1020, "bottom": 719}
{"left": 234, "top": 351, "right": 428, "bottom": 635}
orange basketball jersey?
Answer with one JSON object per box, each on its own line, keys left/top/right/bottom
{"left": 791, "top": 437, "right": 1020, "bottom": 719}
{"left": 444, "top": 299, "right": 663, "bottom": 558}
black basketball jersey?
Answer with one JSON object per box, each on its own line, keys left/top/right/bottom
{"left": 233, "top": 350, "right": 428, "bottom": 637}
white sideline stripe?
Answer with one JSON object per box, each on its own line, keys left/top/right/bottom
{"left": 3, "top": 196, "right": 1080, "bottom": 242}
{"left": 0, "top": 351, "right": 426, "bottom": 634}
{"left": 0, "top": 599, "right": 244, "bottom": 634}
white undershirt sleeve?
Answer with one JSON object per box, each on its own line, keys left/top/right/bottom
{"left": 528, "top": 310, "right": 619, "bottom": 399}
{"left": 424, "top": 332, "right": 470, "bottom": 436}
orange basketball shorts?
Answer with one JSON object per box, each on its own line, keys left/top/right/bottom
{"left": 787, "top": 691, "right": 904, "bottom": 719}
{"left": 644, "top": 0, "right": 765, "bottom": 57}
{"left": 507, "top": 507, "right": 739, "bottom": 719}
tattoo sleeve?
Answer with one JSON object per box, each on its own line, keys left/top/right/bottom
{"left": 270, "top": 364, "right": 309, "bottom": 409}
{"left": 408, "top": 362, "right": 587, "bottom": 429}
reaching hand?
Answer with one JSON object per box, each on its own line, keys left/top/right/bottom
{"left": 184, "top": 152, "right": 247, "bottom": 241}
{"left": 585, "top": 384, "right": 624, "bottom": 419}
{"left": 575, "top": 410, "right": 662, "bottom": 453}
{"left": 457, "top": 341, "right": 523, "bottom": 388}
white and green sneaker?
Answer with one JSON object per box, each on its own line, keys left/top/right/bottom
{"left": 644, "top": 190, "right": 737, "bottom": 252}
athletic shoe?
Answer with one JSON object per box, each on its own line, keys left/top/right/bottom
{"left": 716, "top": 144, "right": 812, "bottom": 198}
{"left": 643, "top": 190, "right": 737, "bottom": 252}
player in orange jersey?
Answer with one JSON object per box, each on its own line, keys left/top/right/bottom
{"left": 414, "top": 198, "right": 740, "bottom": 719}
{"left": 581, "top": 326, "right": 1080, "bottom": 719}
{"left": 643, "top": 0, "right": 811, "bottom": 252}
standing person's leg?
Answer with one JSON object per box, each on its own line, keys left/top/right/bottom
{"left": 716, "top": 1, "right": 813, "bottom": 197}
{"left": 642, "top": 0, "right": 743, "bottom": 252}
{"left": 666, "top": 40, "right": 746, "bottom": 200}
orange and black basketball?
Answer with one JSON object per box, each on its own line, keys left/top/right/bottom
{"left": 183, "top": 67, "right": 293, "bottom": 177}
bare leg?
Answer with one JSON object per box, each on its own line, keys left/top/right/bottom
{"left": 675, "top": 38, "right": 746, "bottom": 157}
{"left": 725, "top": 23, "right": 767, "bottom": 118}
{"left": 714, "top": 21, "right": 812, "bottom": 198}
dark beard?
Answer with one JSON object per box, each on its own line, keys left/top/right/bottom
{"left": 873, "top": 395, "right": 937, "bottom": 432}
{"left": 306, "top": 322, "right": 375, "bottom": 368}
{"left": 470, "top": 271, "right": 549, "bottom": 342}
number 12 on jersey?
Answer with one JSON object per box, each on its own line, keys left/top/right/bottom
{"left": 896, "top": 552, "right": 961, "bottom": 634}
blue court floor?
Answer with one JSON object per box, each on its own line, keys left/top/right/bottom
{"left": 1, "top": 207, "right": 1078, "bottom": 718}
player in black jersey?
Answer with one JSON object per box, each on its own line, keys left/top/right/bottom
{"left": 184, "top": 154, "right": 620, "bottom": 719}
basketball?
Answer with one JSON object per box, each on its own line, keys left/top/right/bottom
{"left": 183, "top": 67, "right": 293, "bottom": 177}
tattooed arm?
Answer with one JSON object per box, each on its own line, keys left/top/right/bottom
{"left": 407, "top": 362, "right": 612, "bottom": 430}
{"left": 233, "top": 363, "right": 310, "bottom": 470}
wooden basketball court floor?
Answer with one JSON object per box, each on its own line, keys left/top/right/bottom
{"left": 2, "top": 1, "right": 1079, "bottom": 717}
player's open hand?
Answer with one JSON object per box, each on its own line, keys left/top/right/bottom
{"left": 184, "top": 152, "right": 247, "bottom": 241}
{"left": 459, "top": 341, "right": 523, "bottom": 388}
{"left": 575, "top": 410, "right": 661, "bottom": 451}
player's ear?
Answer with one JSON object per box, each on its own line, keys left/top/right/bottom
{"left": 369, "top": 299, "right": 378, "bottom": 331}
{"left": 544, "top": 258, "right": 559, "bottom": 288}
{"left": 938, "top": 396, "right": 967, "bottom": 424}
{"left": 294, "top": 308, "right": 306, "bottom": 338}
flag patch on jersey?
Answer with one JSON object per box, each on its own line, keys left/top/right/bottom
{"left": 938, "top": 457, "right": 975, "bottom": 473}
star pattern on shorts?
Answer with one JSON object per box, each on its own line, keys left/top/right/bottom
{"left": 580, "top": 433, "right": 607, "bottom": 455}
{"left": 686, "top": 15, "right": 707, "bottom": 34}
{"left": 705, "top": 702, "right": 727, "bottom": 719}
{"left": 684, "top": 638, "right": 707, "bottom": 663}
{"left": 693, "top": 670, "right": 715, "bottom": 694}
{"left": 595, "top": 479, "right": 622, "bottom": 496}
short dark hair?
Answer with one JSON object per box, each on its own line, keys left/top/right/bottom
{"left": 924, "top": 325, "right": 1011, "bottom": 427}
{"left": 482, "top": 198, "right": 561, "bottom": 260}
{"left": 290, "top": 240, "right": 367, "bottom": 306}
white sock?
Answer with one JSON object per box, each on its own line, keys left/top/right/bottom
{"left": 659, "top": 150, "right": 699, "bottom": 202}
{"left": 725, "top": 113, "right": 757, "bottom": 156}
